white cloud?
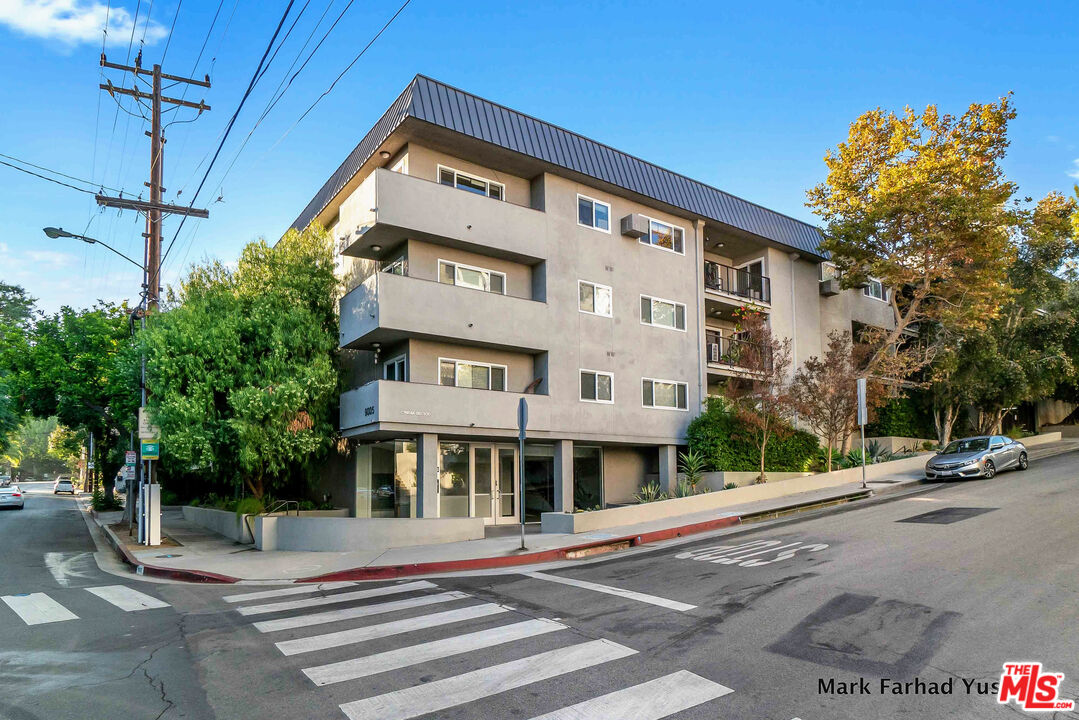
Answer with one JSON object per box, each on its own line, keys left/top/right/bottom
{"left": 1068, "top": 159, "right": 1079, "bottom": 180}
{"left": 24, "top": 249, "right": 77, "bottom": 267}
{"left": 0, "top": 0, "right": 167, "bottom": 47}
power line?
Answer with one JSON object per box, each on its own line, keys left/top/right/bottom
{"left": 159, "top": 0, "right": 299, "bottom": 272}
{"left": 272, "top": 0, "right": 411, "bottom": 149}
{"left": 0, "top": 153, "right": 124, "bottom": 192}
{"left": 0, "top": 159, "right": 120, "bottom": 196}
{"left": 160, "top": 0, "right": 183, "bottom": 63}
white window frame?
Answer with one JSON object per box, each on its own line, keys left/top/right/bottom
{"left": 438, "top": 259, "right": 507, "bottom": 295}
{"left": 578, "top": 280, "right": 613, "bottom": 317}
{"left": 863, "top": 277, "right": 887, "bottom": 302}
{"left": 579, "top": 369, "right": 614, "bottom": 404}
{"left": 638, "top": 215, "right": 686, "bottom": 255}
{"left": 641, "top": 377, "right": 689, "bottom": 411}
{"left": 576, "top": 194, "right": 611, "bottom": 233}
{"left": 819, "top": 261, "right": 837, "bottom": 282}
{"left": 640, "top": 294, "right": 687, "bottom": 332}
{"left": 438, "top": 357, "right": 508, "bottom": 391}
{"left": 383, "top": 354, "right": 407, "bottom": 382}
{"left": 437, "top": 164, "right": 505, "bottom": 200}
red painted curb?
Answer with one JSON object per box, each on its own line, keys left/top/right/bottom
{"left": 95, "top": 512, "right": 239, "bottom": 584}
{"left": 297, "top": 515, "right": 742, "bottom": 583}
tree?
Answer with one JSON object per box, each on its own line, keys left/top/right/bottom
{"left": 0, "top": 282, "right": 36, "bottom": 328}
{"left": 0, "top": 281, "right": 35, "bottom": 454}
{"left": 792, "top": 331, "right": 884, "bottom": 471}
{"left": 807, "top": 98, "right": 1019, "bottom": 379}
{"left": 723, "top": 310, "right": 796, "bottom": 481}
{"left": 142, "top": 224, "right": 340, "bottom": 500}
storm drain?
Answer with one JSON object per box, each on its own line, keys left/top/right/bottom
{"left": 897, "top": 507, "right": 997, "bottom": 524}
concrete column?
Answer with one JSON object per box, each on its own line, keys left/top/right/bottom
{"left": 658, "top": 444, "right": 679, "bottom": 494}
{"left": 553, "top": 439, "right": 574, "bottom": 513}
{"left": 416, "top": 433, "right": 439, "bottom": 517}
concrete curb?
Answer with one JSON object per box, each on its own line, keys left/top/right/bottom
{"left": 297, "top": 514, "right": 743, "bottom": 583}
{"left": 89, "top": 507, "right": 240, "bottom": 584}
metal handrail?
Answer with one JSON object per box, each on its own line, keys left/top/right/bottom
{"left": 263, "top": 499, "right": 300, "bottom": 516}
{"left": 704, "top": 330, "right": 773, "bottom": 370}
{"left": 704, "top": 260, "right": 771, "bottom": 303}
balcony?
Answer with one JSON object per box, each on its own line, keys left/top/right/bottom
{"left": 339, "top": 168, "right": 548, "bottom": 264}
{"left": 704, "top": 329, "right": 771, "bottom": 376}
{"left": 704, "top": 260, "right": 771, "bottom": 305}
{"left": 341, "top": 379, "right": 551, "bottom": 435}
{"left": 339, "top": 270, "right": 549, "bottom": 352}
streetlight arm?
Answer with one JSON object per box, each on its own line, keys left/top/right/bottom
{"left": 88, "top": 237, "right": 145, "bottom": 271}
{"left": 43, "top": 226, "right": 144, "bottom": 271}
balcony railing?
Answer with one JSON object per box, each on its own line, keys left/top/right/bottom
{"left": 704, "top": 330, "right": 772, "bottom": 371}
{"left": 704, "top": 260, "right": 771, "bottom": 303}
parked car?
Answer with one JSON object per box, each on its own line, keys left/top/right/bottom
{"left": 925, "top": 435, "right": 1028, "bottom": 480}
{"left": 0, "top": 475, "right": 10, "bottom": 487}
{"left": 0, "top": 485, "right": 24, "bottom": 509}
{"left": 54, "top": 478, "right": 76, "bottom": 495}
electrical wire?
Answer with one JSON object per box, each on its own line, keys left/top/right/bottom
{"left": 272, "top": 0, "right": 411, "bottom": 149}
{"left": 0, "top": 153, "right": 124, "bottom": 193}
{"left": 155, "top": 0, "right": 299, "bottom": 288}
{"left": 0, "top": 159, "right": 113, "bottom": 196}
{"left": 160, "top": 0, "right": 183, "bottom": 63}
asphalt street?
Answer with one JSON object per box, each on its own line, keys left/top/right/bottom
{"left": 2, "top": 450, "right": 1078, "bottom": 720}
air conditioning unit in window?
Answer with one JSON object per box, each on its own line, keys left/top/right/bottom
{"left": 620, "top": 213, "right": 648, "bottom": 239}
{"left": 708, "top": 343, "right": 720, "bottom": 363}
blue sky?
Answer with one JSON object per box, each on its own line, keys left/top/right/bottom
{"left": 1, "top": 0, "right": 1076, "bottom": 313}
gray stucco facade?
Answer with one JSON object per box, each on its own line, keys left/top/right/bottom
{"left": 291, "top": 77, "right": 895, "bottom": 525}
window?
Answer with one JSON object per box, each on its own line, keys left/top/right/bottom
{"left": 439, "top": 358, "right": 507, "bottom": 391}
{"left": 579, "top": 370, "right": 613, "bottom": 403}
{"left": 439, "top": 260, "right": 505, "bottom": 294}
{"left": 863, "top": 278, "right": 886, "bottom": 301}
{"left": 640, "top": 295, "right": 686, "bottom": 331}
{"left": 438, "top": 165, "right": 504, "bottom": 200}
{"left": 383, "top": 355, "right": 407, "bottom": 381}
{"left": 642, "top": 378, "right": 688, "bottom": 410}
{"left": 577, "top": 194, "right": 610, "bottom": 232}
{"left": 819, "top": 262, "right": 838, "bottom": 281}
{"left": 578, "top": 280, "right": 612, "bottom": 317}
{"left": 640, "top": 217, "right": 685, "bottom": 254}
{"left": 381, "top": 256, "right": 406, "bottom": 275}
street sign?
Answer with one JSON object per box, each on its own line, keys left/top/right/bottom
{"left": 138, "top": 407, "right": 160, "bottom": 439}
{"left": 88, "top": 461, "right": 95, "bottom": 469}
{"left": 121, "top": 465, "right": 136, "bottom": 481}
{"left": 517, "top": 398, "right": 528, "bottom": 440}
{"left": 125, "top": 450, "right": 137, "bottom": 466}
{"left": 140, "top": 441, "right": 160, "bottom": 460}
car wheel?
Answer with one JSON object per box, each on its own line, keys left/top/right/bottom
{"left": 983, "top": 460, "right": 996, "bottom": 479}
{"left": 1018, "top": 452, "right": 1028, "bottom": 471}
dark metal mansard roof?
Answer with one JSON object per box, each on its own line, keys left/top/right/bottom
{"left": 290, "top": 75, "right": 825, "bottom": 258}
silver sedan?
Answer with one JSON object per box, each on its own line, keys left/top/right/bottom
{"left": 925, "top": 435, "right": 1028, "bottom": 480}
{"left": 0, "top": 485, "right": 25, "bottom": 510}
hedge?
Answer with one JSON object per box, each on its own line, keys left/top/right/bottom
{"left": 865, "top": 392, "right": 935, "bottom": 439}
{"left": 687, "top": 398, "right": 819, "bottom": 472}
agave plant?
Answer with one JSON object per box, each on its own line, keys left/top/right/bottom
{"left": 633, "top": 480, "right": 667, "bottom": 504}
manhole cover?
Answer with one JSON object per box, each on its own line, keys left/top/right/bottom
{"left": 897, "top": 507, "right": 997, "bottom": 524}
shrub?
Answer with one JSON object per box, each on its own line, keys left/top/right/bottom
{"left": 688, "top": 397, "right": 818, "bottom": 472}
{"left": 633, "top": 480, "right": 667, "bottom": 504}
{"left": 723, "top": 482, "right": 738, "bottom": 490}
{"left": 865, "top": 393, "right": 935, "bottom": 438}
{"left": 90, "top": 488, "right": 123, "bottom": 512}
{"left": 234, "top": 496, "right": 264, "bottom": 517}
{"left": 678, "top": 449, "right": 707, "bottom": 495}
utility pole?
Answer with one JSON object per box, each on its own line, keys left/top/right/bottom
{"left": 97, "top": 52, "right": 211, "bottom": 542}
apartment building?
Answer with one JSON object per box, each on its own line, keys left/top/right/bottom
{"left": 288, "top": 75, "right": 895, "bottom": 524}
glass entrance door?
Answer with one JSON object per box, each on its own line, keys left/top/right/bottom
{"left": 471, "top": 445, "right": 518, "bottom": 525}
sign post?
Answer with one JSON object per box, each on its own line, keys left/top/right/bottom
{"left": 856, "top": 378, "right": 868, "bottom": 489}
{"left": 517, "top": 398, "right": 528, "bottom": 551}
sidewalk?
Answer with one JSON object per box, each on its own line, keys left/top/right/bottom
{"left": 90, "top": 439, "right": 1079, "bottom": 584}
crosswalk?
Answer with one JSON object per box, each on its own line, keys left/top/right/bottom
{"left": 225, "top": 578, "right": 738, "bottom": 720}
{"left": 1, "top": 584, "right": 171, "bottom": 625}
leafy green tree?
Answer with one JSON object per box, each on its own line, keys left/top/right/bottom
{"left": 0, "top": 281, "right": 35, "bottom": 454}
{"left": 143, "top": 224, "right": 340, "bottom": 499}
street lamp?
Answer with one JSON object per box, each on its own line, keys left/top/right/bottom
{"left": 43, "top": 225, "right": 153, "bottom": 541}
{"left": 42, "top": 227, "right": 144, "bottom": 271}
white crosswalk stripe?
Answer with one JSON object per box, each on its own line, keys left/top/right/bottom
{"left": 275, "top": 602, "right": 509, "bottom": 656}
{"left": 86, "top": 585, "right": 170, "bottom": 611}
{"left": 520, "top": 571, "right": 696, "bottom": 612}
{"left": 525, "top": 670, "right": 733, "bottom": 719}
{"left": 338, "top": 639, "right": 638, "bottom": 720}
{"left": 303, "top": 617, "right": 567, "bottom": 686}
{"left": 252, "top": 591, "right": 470, "bottom": 633}
{"left": 236, "top": 580, "right": 437, "bottom": 616}
{"left": 223, "top": 582, "right": 355, "bottom": 603}
{"left": 1, "top": 592, "right": 79, "bottom": 625}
